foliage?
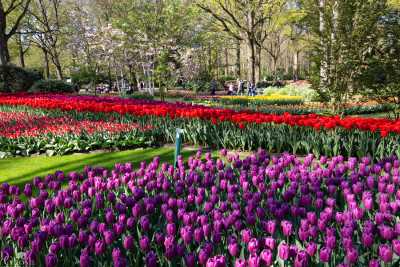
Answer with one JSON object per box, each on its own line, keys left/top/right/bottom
{"left": 256, "top": 80, "right": 278, "bottom": 88}
{"left": 357, "top": 9, "right": 400, "bottom": 118}
{"left": 218, "top": 75, "right": 236, "bottom": 83}
{"left": 123, "top": 92, "right": 154, "bottom": 101}
{"left": 0, "top": 64, "right": 42, "bottom": 92}
{"left": 184, "top": 80, "right": 209, "bottom": 93}
{"left": 70, "top": 67, "right": 108, "bottom": 87}
{"left": 29, "top": 80, "right": 77, "bottom": 93}
{"left": 304, "top": 0, "right": 388, "bottom": 106}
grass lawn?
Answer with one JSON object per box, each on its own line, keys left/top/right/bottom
{"left": 0, "top": 147, "right": 199, "bottom": 187}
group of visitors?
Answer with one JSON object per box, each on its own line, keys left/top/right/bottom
{"left": 212, "top": 78, "right": 257, "bottom": 96}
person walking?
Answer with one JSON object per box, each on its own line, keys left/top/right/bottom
{"left": 210, "top": 79, "right": 217, "bottom": 95}
{"left": 237, "top": 79, "right": 244, "bottom": 95}
{"left": 228, "top": 83, "right": 235, "bottom": 95}
{"left": 247, "top": 81, "right": 252, "bottom": 96}
{"left": 247, "top": 81, "right": 256, "bottom": 96}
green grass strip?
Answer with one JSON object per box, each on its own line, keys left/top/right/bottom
{"left": 0, "top": 147, "right": 199, "bottom": 186}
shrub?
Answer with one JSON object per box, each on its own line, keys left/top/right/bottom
{"left": 0, "top": 64, "right": 42, "bottom": 92}
{"left": 185, "top": 80, "right": 209, "bottom": 92}
{"left": 29, "top": 80, "right": 77, "bottom": 93}
{"left": 123, "top": 92, "right": 154, "bottom": 100}
{"left": 71, "top": 68, "right": 108, "bottom": 86}
{"left": 256, "top": 80, "right": 278, "bottom": 88}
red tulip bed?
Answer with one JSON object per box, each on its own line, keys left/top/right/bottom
{"left": 1, "top": 148, "right": 400, "bottom": 267}
{"left": 0, "top": 106, "right": 154, "bottom": 157}
{"left": 0, "top": 93, "right": 399, "bottom": 159}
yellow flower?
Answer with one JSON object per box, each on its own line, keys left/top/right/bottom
{"left": 219, "top": 94, "right": 303, "bottom": 102}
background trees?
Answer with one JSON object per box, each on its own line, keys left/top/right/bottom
{"left": 0, "top": 0, "right": 399, "bottom": 108}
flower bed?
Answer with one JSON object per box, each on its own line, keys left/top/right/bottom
{"left": 218, "top": 95, "right": 304, "bottom": 106}
{"left": 0, "top": 149, "right": 400, "bottom": 266}
{"left": 0, "top": 112, "right": 145, "bottom": 139}
{"left": 1, "top": 93, "right": 400, "bottom": 158}
{"left": 183, "top": 95, "right": 304, "bottom": 106}
{"left": 0, "top": 108, "right": 154, "bottom": 157}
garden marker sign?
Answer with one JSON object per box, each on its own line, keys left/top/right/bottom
{"left": 174, "top": 128, "right": 183, "bottom": 168}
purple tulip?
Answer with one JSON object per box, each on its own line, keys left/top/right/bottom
{"left": 145, "top": 251, "right": 158, "bottom": 267}
{"left": 379, "top": 244, "right": 393, "bottom": 263}
{"left": 228, "top": 242, "right": 240, "bottom": 257}
{"left": 80, "top": 249, "right": 90, "bottom": 267}
{"left": 266, "top": 220, "right": 276, "bottom": 235}
{"left": 248, "top": 254, "right": 260, "bottom": 267}
{"left": 198, "top": 248, "right": 209, "bottom": 265}
{"left": 185, "top": 252, "right": 196, "bottom": 267}
{"left": 281, "top": 220, "right": 293, "bottom": 236}
{"left": 94, "top": 240, "right": 105, "bottom": 255}
{"left": 278, "top": 242, "right": 290, "bottom": 260}
{"left": 1, "top": 247, "right": 13, "bottom": 263}
{"left": 24, "top": 250, "right": 36, "bottom": 265}
{"left": 241, "top": 229, "right": 252, "bottom": 243}
{"left": 104, "top": 230, "right": 114, "bottom": 245}
{"left": 247, "top": 238, "right": 259, "bottom": 255}
{"left": 139, "top": 235, "right": 150, "bottom": 252}
{"left": 123, "top": 235, "right": 134, "bottom": 250}
{"left": 368, "top": 259, "right": 381, "bottom": 267}
{"left": 345, "top": 247, "right": 358, "bottom": 264}
{"left": 319, "top": 247, "right": 331, "bottom": 263}
{"left": 260, "top": 249, "right": 273, "bottom": 266}
{"left": 294, "top": 250, "right": 309, "bottom": 267}
{"left": 45, "top": 253, "right": 57, "bottom": 267}
{"left": 235, "top": 259, "right": 246, "bottom": 267}
{"left": 393, "top": 239, "right": 400, "bottom": 255}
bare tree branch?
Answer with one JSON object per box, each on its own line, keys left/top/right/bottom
{"left": 197, "top": 3, "right": 243, "bottom": 41}
{"left": 6, "top": 0, "right": 31, "bottom": 40}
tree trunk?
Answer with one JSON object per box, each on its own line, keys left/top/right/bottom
{"left": 235, "top": 39, "right": 241, "bottom": 78}
{"left": 319, "top": 0, "right": 329, "bottom": 92}
{"left": 19, "top": 44, "right": 25, "bottom": 68}
{"left": 293, "top": 50, "right": 299, "bottom": 81}
{"left": 208, "top": 44, "right": 212, "bottom": 75}
{"left": 108, "top": 63, "right": 112, "bottom": 94}
{"left": 248, "top": 38, "right": 256, "bottom": 84}
{"left": 0, "top": 36, "right": 10, "bottom": 66}
{"left": 43, "top": 48, "right": 50, "bottom": 79}
{"left": 17, "top": 35, "right": 26, "bottom": 68}
{"left": 51, "top": 50, "right": 63, "bottom": 80}
{"left": 257, "top": 45, "right": 261, "bottom": 81}
{"left": 272, "top": 55, "right": 278, "bottom": 80}
{"left": 224, "top": 47, "right": 229, "bottom": 76}
{"left": 0, "top": 6, "right": 10, "bottom": 66}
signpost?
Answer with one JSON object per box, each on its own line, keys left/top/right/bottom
{"left": 174, "top": 128, "right": 183, "bottom": 168}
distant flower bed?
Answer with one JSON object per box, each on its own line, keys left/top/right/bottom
{"left": 0, "top": 108, "right": 154, "bottom": 158}
{"left": 1, "top": 149, "right": 400, "bottom": 266}
{"left": 218, "top": 95, "right": 304, "bottom": 106}
{"left": 0, "top": 112, "right": 146, "bottom": 139}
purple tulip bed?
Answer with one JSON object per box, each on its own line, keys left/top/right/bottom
{"left": 1, "top": 148, "right": 400, "bottom": 267}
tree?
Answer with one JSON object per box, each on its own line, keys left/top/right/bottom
{"left": 304, "top": 0, "right": 388, "bottom": 108}
{"left": 113, "top": 0, "right": 203, "bottom": 94}
{"left": 28, "top": 0, "right": 65, "bottom": 79}
{"left": 197, "top": 0, "right": 284, "bottom": 84}
{"left": 0, "top": 0, "right": 31, "bottom": 66}
{"left": 358, "top": 9, "right": 400, "bottom": 118}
